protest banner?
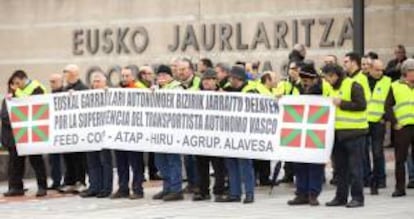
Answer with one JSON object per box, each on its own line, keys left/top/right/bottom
{"left": 7, "top": 89, "right": 334, "bottom": 163}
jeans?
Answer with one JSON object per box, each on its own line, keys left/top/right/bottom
{"left": 294, "top": 163, "right": 324, "bottom": 196}
{"left": 115, "top": 150, "right": 144, "bottom": 195}
{"left": 225, "top": 158, "right": 255, "bottom": 198}
{"left": 49, "top": 153, "right": 62, "bottom": 187}
{"left": 86, "top": 150, "right": 113, "bottom": 194}
{"left": 155, "top": 153, "right": 182, "bottom": 193}
{"left": 333, "top": 135, "right": 365, "bottom": 202}
{"left": 184, "top": 155, "right": 199, "bottom": 186}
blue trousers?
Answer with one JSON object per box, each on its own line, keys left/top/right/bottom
{"left": 184, "top": 155, "right": 199, "bottom": 186}
{"left": 294, "top": 163, "right": 324, "bottom": 196}
{"left": 86, "top": 150, "right": 113, "bottom": 194}
{"left": 155, "top": 153, "right": 182, "bottom": 193}
{"left": 225, "top": 158, "right": 255, "bottom": 197}
{"left": 115, "top": 150, "right": 144, "bottom": 195}
{"left": 333, "top": 135, "right": 365, "bottom": 202}
{"left": 48, "top": 153, "right": 62, "bottom": 187}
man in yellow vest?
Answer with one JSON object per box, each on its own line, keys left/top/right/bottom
{"left": 275, "top": 61, "right": 302, "bottom": 184}
{"left": 215, "top": 63, "right": 231, "bottom": 90}
{"left": 215, "top": 66, "right": 257, "bottom": 204}
{"left": 287, "top": 62, "right": 331, "bottom": 206}
{"left": 386, "top": 59, "right": 414, "bottom": 197}
{"left": 176, "top": 58, "right": 201, "bottom": 193}
{"left": 4, "top": 70, "right": 48, "bottom": 197}
{"left": 152, "top": 65, "right": 185, "bottom": 202}
{"left": 110, "top": 66, "right": 147, "bottom": 200}
{"left": 322, "top": 64, "right": 368, "bottom": 208}
{"left": 366, "top": 60, "right": 391, "bottom": 195}
{"left": 343, "top": 52, "right": 372, "bottom": 187}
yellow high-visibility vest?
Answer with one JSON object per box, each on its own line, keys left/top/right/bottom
{"left": 367, "top": 76, "right": 391, "bottom": 122}
{"left": 391, "top": 81, "right": 414, "bottom": 126}
{"left": 331, "top": 78, "right": 368, "bottom": 130}
{"left": 15, "top": 80, "right": 47, "bottom": 98}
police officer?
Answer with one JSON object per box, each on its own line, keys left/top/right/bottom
{"left": 3, "top": 70, "right": 48, "bottom": 197}
{"left": 366, "top": 60, "right": 391, "bottom": 195}
{"left": 152, "top": 65, "right": 184, "bottom": 201}
{"left": 386, "top": 59, "right": 414, "bottom": 197}
{"left": 80, "top": 71, "right": 113, "bottom": 198}
{"left": 192, "top": 68, "right": 226, "bottom": 202}
{"left": 323, "top": 64, "right": 368, "bottom": 208}
{"left": 176, "top": 58, "right": 201, "bottom": 193}
{"left": 215, "top": 66, "right": 256, "bottom": 204}
{"left": 111, "top": 66, "right": 146, "bottom": 199}
{"left": 287, "top": 62, "right": 331, "bottom": 206}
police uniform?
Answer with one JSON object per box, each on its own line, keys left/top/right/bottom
{"left": 4, "top": 80, "right": 48, "bottom": 197}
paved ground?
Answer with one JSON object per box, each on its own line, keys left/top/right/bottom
{"left": 0, "top": 149, "right": 414, "bottom": 219}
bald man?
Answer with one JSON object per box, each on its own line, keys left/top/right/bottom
{"left": 80, "top": 71, "right": 113, "bottom": 198}
{"left": 47, "top": 73, "right": 64, "bottom": 190}
{"left": 365, "top": 59, "right": 391, "bottom": 195}
{"left": 59, "top": 64, "right": 89, "bottom": 194}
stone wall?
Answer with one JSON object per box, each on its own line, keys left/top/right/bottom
{"left": 0, "top": 0, "right": 412, "bottom": 89}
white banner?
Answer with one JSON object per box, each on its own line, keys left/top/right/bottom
{"left": 6, "top": 89, "right": 335, "bottom": 163}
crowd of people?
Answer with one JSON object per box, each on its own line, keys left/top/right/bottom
{"left": 1, "top": 44, "right": 414, "bottom": 208}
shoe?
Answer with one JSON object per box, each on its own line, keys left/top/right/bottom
{"left": 346, "top": 200, "right": 364, "bottom": 208}
{"left": 325, "top": 198, "right": 347, "bottom": 207}
{"left": 407, "top": 181, "right": 414, "bottom": 189}
{"left": 370, "top": 181, "right": 379, "bottom": 195}
{"left": 73, "top": 182, "right": 87, "bottom": 194}
{"left": 80, "top": 190, "right": 98, "bottom": 198}
{"left": 192, "top": 193, "right": 211, "bottom": 201}
{"left": 96, "top": 192, "right": 111, "bottom": 198}
{"left": 58, "top": 185, "right": 76, "bottom": 194}
{"left": 243, "top": 195, "right": 254, "bottom": 204}
{"left": 152, "top": 191, "right": 167, "bottom": 200}
{"left": 392, "top": 190, "right": 406, "bottom": 197}
{"left": 36, "top": 189, "right": 47, "bottom": 197}
{"left": 215, "top": 195, "right": 241, "bottom": 202}
{"left": 110, "top": 191, "right": 129, "bottom": 199}
{"left": 129, "top": 193, "right": 144, "bottom": 200}
{"left": 287, "top": 195, "right": 309, "bottom": 205}
{"left": 163, "top": 192, "right": 184, "bottom": 201}
{"left": 3, "top": 189, "right": 25, "bottom": 197}
{"left": 308, "top": 194, "right": 320, "bottom": 206}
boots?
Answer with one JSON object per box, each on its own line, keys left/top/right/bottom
{"left": 308, "top": 193, "right": 319, "bottom": 206}
{"left": 287, "top": 194, "right": 308, "bottom": 205}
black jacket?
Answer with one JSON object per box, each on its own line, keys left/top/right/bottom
{"left": 385, "top": 57, "right": 407, "bottom": 82}
{"left": 1, "top": 100, "right": 14, "bottom": 149}
{"left": 64, "top": 79, "right": 88, "bottom": 91}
